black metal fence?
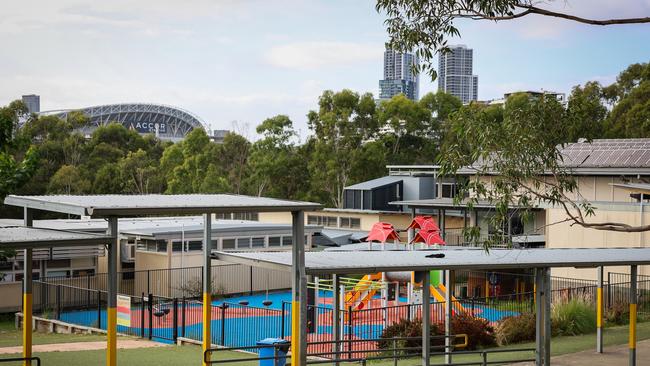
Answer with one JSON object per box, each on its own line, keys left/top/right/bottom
{"left": 39, "top": 263, "right": 290, "bottom": 299}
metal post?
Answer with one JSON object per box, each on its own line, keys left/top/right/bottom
{"left": 181, "top": 297, "right": 186, "bottom": 338}
{"left": 220, "top": 304, "right": 226, "bottom": 346}
{"left": 347, "top": 305, "right": 353, "bottom": 359}
{"left": 421, "top": 271, "right": 431, "bottom": 366}
{"left": 444, "top": 270, "right": 452, "bottom": 365}
{"left": 597, "top": 266, "right": 604, "bottom": 353}
{"left": 544, "top": 269, "right": 551, "bottom": 366}
{"left": 107, "top": 217, "right": 118, "bottom": 366}
{"left": 55, "top": 285, "right": 61, "bottom": 320}
{"left": 148, "top": 293, "right": 153, "bottom": 340}
{"left": 141, "top": 294, "right": 145, "bottom": 338}
{"left": 202, "top": 213, "right": 212, "bottom": 366}
{"left": 281, "top": 302, "right": 286, "bottom": 339}
{"left": 22, "top": 208, "right": 33, "bottom": 366}
{"left": 333, "top": 274, "right": 341, "bottom": 366}
{"left": 97, "top": 290, "right": 102, "bottom": 329}
{"left": 172, "top": 298, "right": 178, "bottom": 343}
{"left": 290, "top": 211, "right": 307, "bottom": 366}
{"left": 535, "top": 268, "right": 543, "bottom": 366}
{"left": 630, "top": 265, "right": 638, "bottom": 366}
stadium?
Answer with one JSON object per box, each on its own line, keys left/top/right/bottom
{"left": 36, "top": 101, "right": 207, "bottom": 141}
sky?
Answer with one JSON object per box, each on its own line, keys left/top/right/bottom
{"left": 1, "top": 0, "right": 649, "bottom": 140}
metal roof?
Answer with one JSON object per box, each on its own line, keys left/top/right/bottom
{"left": 215, "top": 248, "right": 650, "bottom": 275}
{"left": 345, "top": 176, "right": 403, "bottom": 190}
{"left": 0, "top": 226, "right": 111, "bottom": 249}
{"left": 611, "top": 183, "right": 650, "bottom": 195}
{"left": 3, "top": 194, "right": 322, "bottom": 217}
{"left": 121, "top": 221, "right": 322, "bottom": 239}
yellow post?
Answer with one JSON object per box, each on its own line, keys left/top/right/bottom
{"left": 107, "top": 307, "right": 117, "bottom": 366}
{"left": 597, "top": 267, "right": 603, "bottom": 353}
{"left": 484, "top": 273, "right": 489, "bottom": 301}
{"left": 202, "top": 292, "right": 211, "bottom": 366}
{"left": 22, "top": 293, "right": 32, "bottom": 366}
{"left": 291, "top": 300, "right": 300, "bottom": 366}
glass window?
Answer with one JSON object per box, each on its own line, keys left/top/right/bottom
{"left": 252, "top": 237, "right": 265, "bottom": 247}
{"left": 340, "top": 217, "right": 350, "bottom": 228}
{"left": 188, "top": 241, "right": 202, "bottom": 251}
{"left": 350, "top": 218, "right": 361, "bottom": 229}
{"left": 172, "top": 241, "right": 183, "bottom": 252}
{"left": 222, "top": 238, "right": 236, "bottom": 249}
{"left": 47, "top": 259, "right": 71, "bottom": 269}
{"left": 282, "top": 236, "right": 292, "bottom": 246}
{"left": 156, "top": 241, "right": 167, "bottom": 253}
{"left": 269, "top": 237, "right": 281, "bottom": 246}
{"left": 325, "top": 217, "right": 338, "bottom": 227}
{"left": 73, "top": 269, "right": 95, "bottom": 277}
{"left": 47, "top": 270, "right": 69, "bottom": 278}
{"left": 307, "top": 215, "right": 319, "bottom": 225}
{"left": 236, "top": 237, "right": 250, "bottom": 249}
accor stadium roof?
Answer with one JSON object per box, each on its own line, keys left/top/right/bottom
{"left": 39, "top": 103, "right": 207, "bottom": 141}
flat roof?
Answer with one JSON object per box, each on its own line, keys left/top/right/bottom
{"left": 122, "top": 221, "right": 322, "bottom": 239}
{"left": 3, "top": 194, "right": 322, "bottom": 217}
{"left": 215, "top": 248, "right": 650, "bottom": 275}
{"left": 345, "top": 176, "right": 403, "bottom": 190}
{"left": 0, "top": 226, "right": 111, "bottom": 249}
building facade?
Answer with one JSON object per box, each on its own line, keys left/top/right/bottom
{"left": 379, "top": 48, "right": 419, "bottom": 101}
{"left": 438, "top": 45, "right": 478, "bottom": 104}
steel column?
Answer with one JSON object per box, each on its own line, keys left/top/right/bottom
{"left": 422, "top": 271, "right": 431, "bottom": 366}
{"left": 22, "top": 208, "right": 33, "bottom": 366}
{"left": 107, "top": 217, "right": 118, "bottom": 366}
{"left": 597, "top": 267, "right": 604, "bottom": 353}
{"left": 444, "top": 270, "right": 452, "bottom": 365}
{"left": 630, "top": 265, "right": 638, "bottom": 366}
{"left": 535, "top": 268, "right": 543, "bottom": 366}
{"left": 333, "top": 274, "right": 341, "bottom": 366}
{"left": 202, "top": 214, "right": 212, "bottom": 366}
{"left": 291, "top": 211, "right": 307, "bottom": 366}
{"left": 544, "top": 268, "right": 551, "bottom": 366}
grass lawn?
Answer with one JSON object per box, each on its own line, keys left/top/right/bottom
{"left": 0, "top": 321, "right": 648, "bottom": 365}
{"left": 0, "top": 321, "right": 106, "bottom": 348}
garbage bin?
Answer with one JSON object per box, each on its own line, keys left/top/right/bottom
{"left": 257, "top": 338, "right": 289, "bottom": 366}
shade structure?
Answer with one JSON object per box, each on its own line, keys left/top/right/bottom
{"left": 366, "top": 222, "right": 401, "bottom": 242}
{"left": 407, "top": 215, "right": 436, "bottom": 230}
{"left": 411, "top": 229, "right": 446, "bottom": 245}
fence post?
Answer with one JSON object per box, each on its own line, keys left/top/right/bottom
{"left": 181, "top": 297, "right": 186, "bottom": 338}
{"left": 482, "top": 351, "right": 487, "bottom": 366}
{"left": 148, "top": 293, "right": 153, "bottom": 340}
{"left": 55, "top": 285, "right": 61, "bottom": 320}
{"left": 347, "top": 306, "right": 353, "bottom": 360}
{"left": 607, "top": 272, "right": 612, "bottom": 309}
{"left": 97, "top": 290, "right": 102, "bottom": 329}
{"left": 140, "top": 293, "right": 145, "bottom": 338}
{"left": 87, "top": 276, "right": 91, "bottom": 308}
{"left": 250, "top": 266, "right": 254, "bottom": 294}
{"left": 281, "top": 302, "right": 286, "bottom": 339}
{"left": 172, "top": 298, "right": 179, "bottom": 343}
{"left": 220, "top": 304, "right": 226, "bottom": 346}
{"left": 392, "top": 337, "right": 398, "bottom": 366}
{"left": 147, "top": 270, "right": 151, "bottom": 297}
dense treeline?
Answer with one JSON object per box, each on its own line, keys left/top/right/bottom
{"left": 0, "top": 62, "right": 648, "bottom": 214}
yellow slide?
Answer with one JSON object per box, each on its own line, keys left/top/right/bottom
{"left": 345, "top": 273, "right": 383, "bottom": 311}
{"left": 430, "top": 283, "right": 466, "bottom": 313}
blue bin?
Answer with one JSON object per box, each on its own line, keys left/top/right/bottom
{"left": 257, "top": 338, "right": 289, "bottom": 366}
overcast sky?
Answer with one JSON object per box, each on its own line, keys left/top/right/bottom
{"left": 1, "top": 0, "right": 649, "bottom": 139}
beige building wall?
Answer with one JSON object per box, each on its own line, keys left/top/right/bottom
{"left": 546, "top": 205, "right": 650, "bottom": 279}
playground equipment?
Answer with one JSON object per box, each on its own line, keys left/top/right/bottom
{"left": 342, "top": 218, "right": 464, "bottom": 315}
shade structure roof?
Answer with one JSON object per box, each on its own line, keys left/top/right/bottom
{"left": 4, "top": 194, "right": 322, "bottom": 218}
{"left": 0, "top": 226, "right": 111, "bottom": 249}
{"left": 611, "top": 183, "right": 650, "bottom": 195}
{"left": 215, "top": 247, "right": 650, "bottom": 275}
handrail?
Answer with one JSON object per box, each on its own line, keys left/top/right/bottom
{"left": 0, "top": 357, "right": 41, "bottom": 366}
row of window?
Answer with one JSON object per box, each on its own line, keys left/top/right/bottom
{"left": 307, "top": 215, "right": 361, "bottom": 229}
{"left": 214, "top": 212, "right": 259, "bottom": 221}
{"left": 0, "top": 259, "right": 95, "bottom": 283}
{"left": 137, "top": 234, "right": 308, "bottom": 253}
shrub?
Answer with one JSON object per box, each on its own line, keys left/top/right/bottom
{"left": 551, "top": 299, "right": 596, "bottom": 336}
{"left": 377, "top": 318, "right": 443, "bottom": 354}
{"left": 605, "top": 302, "right": 629, "bottom": 325}
{"left": 495, "top": 312, "right": 536, "bottom": 345}
{"left": 451, "top": 312, "right": 496, "bottom": 350}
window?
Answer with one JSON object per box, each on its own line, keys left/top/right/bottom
{"left": 439, "top": 183, "right": 458, "bottom": 198}
{"left": 222, "top": 238, "right": 236, "bottom": 249}
{"left": 339, "top": 217, "right": 361, "bottom": 229}
{"left": 282, "top": 236, "right": 292, "bottom": 246}
{"left": 237, "top": 237, "right": 251, "bottom": 249}
{"left": 215, "top": 212, "right": 259, "bottom": 221}
{"left": 252, "top": 237, "right": 265, "bottom": 248}
{"left": 172, "top": 241, "right": 183, "bottom": 252}
{"left": 188, "top": 241, "right": 202, "bottom": 251}
{"left": 73, "top": 269, "right": 95, "bottom": 277}
{"left": 307, "top": 215, "right": 338, "bottom": 228}
{"left": 269, "top": 237, "right": 282, "bottom": 247}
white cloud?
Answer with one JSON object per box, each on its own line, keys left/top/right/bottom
{"left": 265, "top": 41, "right": 383, "bottom": 70}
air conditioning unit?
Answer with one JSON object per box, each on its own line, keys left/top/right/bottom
{"left": 121, "top": 242, "right": 136, "bottom": 262}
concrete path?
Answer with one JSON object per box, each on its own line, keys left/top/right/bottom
{"left": 511, "top": 338, "right": 650, "bottom": 365}
{"left": 0, "top": 339, "right": 167, "bottom": 355}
